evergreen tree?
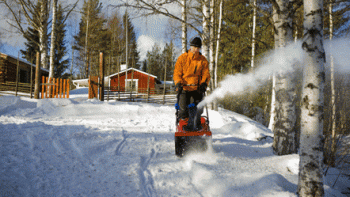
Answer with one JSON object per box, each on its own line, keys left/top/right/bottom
{"left": 146, "top": 43, "right": 162, "bottom": 79}
{"left": 53, "top": 4, "right": 69, "bottom": 78}
{"left": 74, "top": 0, "right": 106, "bottom": 77}
{"left": 161, "top": 42, "right": 176, "bottom": 81}
{"left": 20, "top": 1, "right": 41, "bottom": 64}
{"left": 324, "top": 0, "right": 350, "bottom": 38}
{"left": 218, "top": 0, "right": 274, "bottom": 78}
{"left": 106, "top": 10, "right": 125, "bottom": 75}
{"left": 123, "top": 11, "right": 140, "bottom": 69}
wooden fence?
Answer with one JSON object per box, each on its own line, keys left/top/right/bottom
{"left": 41, "top": 76, "right": 70, "bottom": 99}
{"left": 104, "top": 87, "right": 177, "bottom": 105}
{"left": 0, "top": 81, "right": 34, "bottom": 97}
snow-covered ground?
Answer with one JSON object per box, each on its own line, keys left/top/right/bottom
{"left": 1, "top": 87, "right": 349, "bottom": 197}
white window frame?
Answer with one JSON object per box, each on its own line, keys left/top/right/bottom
{"left": 125, "top": 79, "right": 139, "bottom": 92}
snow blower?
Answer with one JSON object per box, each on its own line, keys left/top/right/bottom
{"left": 175, "top": 91, "right": 212, "bottom": 157}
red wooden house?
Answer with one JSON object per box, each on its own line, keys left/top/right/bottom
{"left": 0, "top": 52, "right": 49, "bottom": 83}
{"left": 109, "top": 68, "right": 161, "bottom": 93}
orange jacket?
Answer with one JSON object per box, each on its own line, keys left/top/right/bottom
{"left": 173, "top": 51, "right": 210, "bottom": 91}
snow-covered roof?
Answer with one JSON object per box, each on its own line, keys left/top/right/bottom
{"left": 0, "top": 52, "right": 50, "bottom": 73}
{"left": 108, "top": 68, "right": 158, "bottom": 79}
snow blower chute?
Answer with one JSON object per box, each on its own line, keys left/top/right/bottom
{"left": 175, "top": 91, "right": 212, "bottom": 157}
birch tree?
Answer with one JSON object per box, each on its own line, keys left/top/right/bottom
{"left": 181, "top": 0, "right": 187, "bottom": 53}
{"left": 214, "top": 0, "right": 223, "bottom": 89}
{"left": 250, "top": 0, "right": 257, "bottom": 69}
{"left": 0, "top": 0, "right": 48, "bottom": 98}
{"left": 298, "top": 0, "right": 325, "bottom": 195}
{"left": 49, "top": 0, "right": 58, "bottom": 79}
{"left": 39, "top": 0, "right": 49, "bottom": 69}
{"left": 271, "top": 0, "right": 297, "bottom": 155}
{"left": 202, "top": 0, "right": 210, "bottom": 60}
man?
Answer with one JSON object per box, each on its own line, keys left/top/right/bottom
{"left": 173, "top": 37, "right": 210, "bottom": 125}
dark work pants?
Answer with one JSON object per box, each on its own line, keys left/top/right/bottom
{"left": 178, "top": 90, "right": 203, "bottom": 120}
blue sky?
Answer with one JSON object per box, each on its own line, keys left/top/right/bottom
{"left": 0, "top": 0, "right": 186, "bottom": 68}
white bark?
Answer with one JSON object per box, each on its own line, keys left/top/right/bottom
{"left": 251, "top": 0, "right": 257, "bottom": 69}
{"left": 202, "top": 0, "right": 210, "bottom": 60}
{"left": 181, "top": 0, "right": 187, "bottom": 53}
{"left": 85, "top": 0, "right": 90, "bottom": 78}
{"left": 214, "top": 0, "right": 223, "bottom": 89}
{"left": 49, "top": 0, "right": 58, "bottom": 79}
{"left": 40, "top": 0, "right": 49, "bottom": 69}
{"left": 329, "top": 1, "right": 337, "bottom": 166}
{"left": 268, "top": 74, "right": 276, "bottom": 131}
{"left": 271, "top": 0, "right": 297, "bottom": 155}
{"left": 298, "top": 0, "right": 325, "bottom": 196}
{"left": 209, "top": 0, "right": 214, "bottom": 89}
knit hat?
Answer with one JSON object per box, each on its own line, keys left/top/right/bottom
{"left": 190, "top": 37, "right": 202, "bottom": 48}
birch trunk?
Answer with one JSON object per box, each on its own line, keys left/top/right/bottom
{"left": 49, "top": 0, "right": 58, "bottom": 79}
{"left": 251, "top": 0, "right": 257, "bottom": 69}
{"left": 181, "top": 0, "right": 187, "bottom": 53}
{"left": 209, "top": 0, "right": 217, "bottom": 110}
{"left": 209, "top": 0, "right": 215, "bottom": 90}
{"left": 271, "top": 0, "right": 297, "bottom": 155}
{"left": 268, "top": 74, "right": 276, "bottom": 131}
{"left": 40, "top": 0, "right": 49, "bottom": 69}
{"left": 85, "top": 1, "right": 90, "bottom": 78}
{"left": 214, "top": 0, "right": 223, "bottom": 89}
{"left": 202, "top": 0, "right": 210, "bottom": 60}
{"left": 298, "top": 0, "right": 325, "bottom": 196}
{"left": 329, "top": 1, "right": 337, "bottom": 167}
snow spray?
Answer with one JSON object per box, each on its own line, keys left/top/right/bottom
{"left": 198, "top": 38, "right": 350, "bottom": 108}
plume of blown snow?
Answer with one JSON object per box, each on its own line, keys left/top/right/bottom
{"left": 199, "top": 41, "right": 304, "bottom": 108}
{"left": 199, "top": 38, "right": 350, "bottom": 108}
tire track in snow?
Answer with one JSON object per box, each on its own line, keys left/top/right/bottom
{"left": 115, "top": 129, "right": 128, "bottom": 155}
{"left": 138, "top": 138, "right": 158, "bottom": 197}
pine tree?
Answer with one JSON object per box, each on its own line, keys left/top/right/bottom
{"left": 123, "top": 11, "right": 140, "bottom": 69}
{"left": 161, "top": 42, "right": 176, "bottom": 81}
{"left": 74, "top": 0, "right": 106, "bottom": 77}
{"left": 20, "top": 27, "right": 40, "bottom": 64}
{"left": 20, "top": 1, "right": 41, "bottom": 64}
{"left": 146, "top": 43, "right": 162, "bottom": 79}
{"left": 106, "top": 10, "right": 124, "bottom": 75}
{"left": 53, "top": 4, "right": 69, "bottom": 78}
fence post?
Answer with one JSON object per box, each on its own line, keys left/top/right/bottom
{"left": 41, "top": 76, "right": 45, "bottom": 99}
{"left": 60, "top": 78, "right": 63, "bottom": 98}
{"left": 34, "top": 52, "right": 41, "bottom": 99}
{"left": 45, "top": 77, "right": 49, "bottom": 98}
{"left": 67, "top": 79, "right": 70, "bottom": 98}
{"left": 99, "top": 52, "right": 104, "bottom": 101}
{"left": 146, "top": 75, "right": 150, "bottom": 103}
{"left": 63, "top": 79, "right": 66, "bottom": 98}
{"left": 15, "top": 52, "right": 20, "bottom": 97}
{"left": 30, "top": 55, "right": 33, "bottom": 98}
{"left": 56, "top": 78, "right": 59, "bottom": 98}
{"left": 49, "top": 77, "right": 53, "bottom": 98}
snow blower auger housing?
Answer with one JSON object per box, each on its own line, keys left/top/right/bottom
{"left": 175, "top": 116, "right": 212, "bottom": 157}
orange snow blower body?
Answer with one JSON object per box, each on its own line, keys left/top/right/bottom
{"left": 175, "top": 116, "right": 212, "bottom": 157}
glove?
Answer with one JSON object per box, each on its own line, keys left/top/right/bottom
{"left": 175, "top": 103, "right": 180, "bottom": 110}
{"left": 199, "top": 83, "right": 207, "bottom": 93}
{"left": 175, "top": 83, "right": 183, "bottom": 93}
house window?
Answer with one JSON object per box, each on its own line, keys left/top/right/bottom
{"left": 19, "top": 69, "right": 28, "bottom": 83}
{"left": 125, "top": 79, "right": 138, "bottom": 92}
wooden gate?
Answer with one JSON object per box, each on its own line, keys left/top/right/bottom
{"left": 88, "top": 76, "right": 99, "bottom": 99}
{"left": 41, "top": 76, "right": 70, "bottom": 99}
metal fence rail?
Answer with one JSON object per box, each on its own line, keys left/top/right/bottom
{"left": 104, "top": 88, "right": 177, "bottom": 106}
